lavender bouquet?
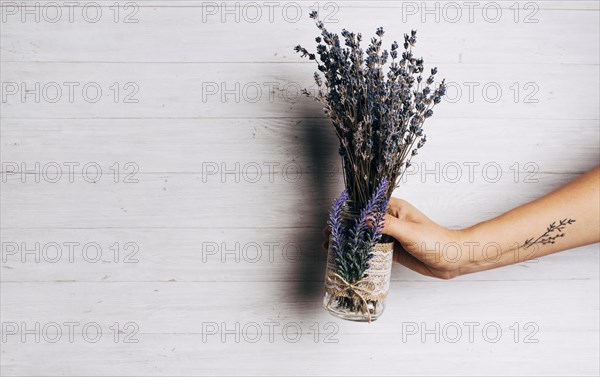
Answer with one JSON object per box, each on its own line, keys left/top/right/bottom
{"left": 295, "top": 12, "right": 446, "bottom": 322}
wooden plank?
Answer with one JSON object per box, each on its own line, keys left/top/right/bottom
{"left": 1, "top": 330, "right": 598, "bottom": 376}
{"left": 1, "top": 227, "right": 598, "bottom": 282}
{"left": 1, "top": 1, "right": 598, "bottom": 64}
{"left": 0, "top": 172, "right": 584, "bottom": 228}
{"left": 1, "top": 118, "right": 599, "bottom": 174}
{"left": 2, "top": 279, "right": 598, "bottom": 376}
{"left": 1, "top": 281, "right": 597, "bottom": 334}
{"left": 1, "top": 1, "right": 598, "bottom": 375}
{"left": 1, "top": 62, "right": 598, "bottom": 119}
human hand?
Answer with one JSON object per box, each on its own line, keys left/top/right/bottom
{"left": 322, "top": 197, "right": 473, "bottom": 279}
{"left": 382, "top": 198, "right": 469, "bottom": 279}
{"left": 324, "top": 166, "right": 600, "bottom": 279}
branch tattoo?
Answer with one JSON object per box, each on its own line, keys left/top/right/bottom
{"left": 522, "top": 219, "right": 576, "bottom": 249}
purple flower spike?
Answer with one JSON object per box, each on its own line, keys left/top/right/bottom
{"left": 327, "top": 190, "right": 348, "bottom": 260}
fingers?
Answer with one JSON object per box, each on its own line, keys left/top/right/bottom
{"left": 387, "top": 197, "right": 433, "bottom": 225}
{"left": 388, "top": 198, "right": 419, "bottom": 221}
{"left": 325, "top": 217, "right": 455, "bottom": 279}
{"left": 392, "top": 246, "right": 437, "bottom": 277}
{"left": 392, "top": 242, "right": 457, "bottom": 280}
{"left": 383, "top": 214, "right": 416, "bottom": 245}
{"left": 383, "top": 214, "right": 440, "bottom": 266}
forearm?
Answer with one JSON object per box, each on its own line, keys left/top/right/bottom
{"left": 460, "top": 166, "right": 600, "bottom": 273}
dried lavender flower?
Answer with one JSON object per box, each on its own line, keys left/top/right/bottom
{"left": 329, "top": 179, "right": 390, "bottom": 284}
{"left": 295, "top": 12, "right": 446, "bottom": 205}
{"left": 327, "top": 190, "right": 348, "bottom": 275}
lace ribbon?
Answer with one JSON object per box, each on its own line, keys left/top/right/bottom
{"left": 324, "top": 241, "right": 394, "bottom": 323}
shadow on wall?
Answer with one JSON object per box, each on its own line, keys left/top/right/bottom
{"left": 270, "top": 61, "right": 341, "bottom": 318}
{"left": 291, "top": 106, "right": 341, "bottom": 318}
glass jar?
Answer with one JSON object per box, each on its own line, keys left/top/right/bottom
{"left": 323, "top": 200, "right": 394, "bottom": 322}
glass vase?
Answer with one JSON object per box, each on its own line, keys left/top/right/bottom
{"left": 323, "top": 201, "right": 394, "bottom": 322}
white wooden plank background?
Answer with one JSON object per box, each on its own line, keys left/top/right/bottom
{"left": 1, "top": 0, "right": 599, "bottom": 375}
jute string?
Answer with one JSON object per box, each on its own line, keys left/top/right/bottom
{"left": 324, "top": 241, "right": 394, "bottom": 323}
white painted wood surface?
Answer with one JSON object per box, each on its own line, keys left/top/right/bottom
{"left": 1, "top": 1, "right": 598, "bottom": 375}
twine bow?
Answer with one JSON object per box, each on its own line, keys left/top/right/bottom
{"left": 325, "top": 272, "right": 378, "bottom": 323}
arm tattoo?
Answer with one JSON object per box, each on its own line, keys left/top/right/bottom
{"left": 522, "top": 218, "right": 576, "bottom": 249}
